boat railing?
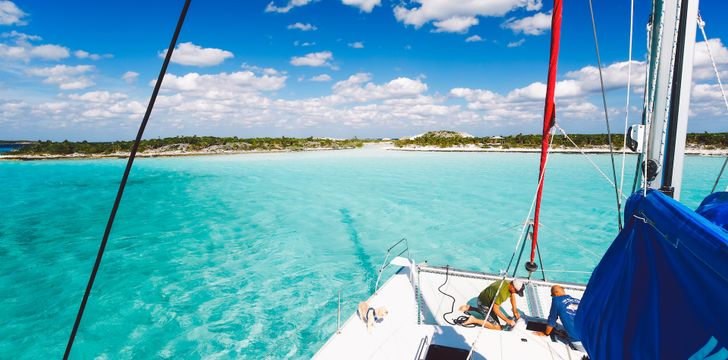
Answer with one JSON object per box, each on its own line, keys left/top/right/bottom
{"left": 336, "top": 290, "right": 341, "bottom": 334}
{"left": 374, "top": 237, "right": 410, "bottom": 291}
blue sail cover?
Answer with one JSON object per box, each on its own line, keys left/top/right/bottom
{"left": 575, "top": 190, "right": 728, "bottom": 359}
{"left": 697, "top": 192, "right": 728, "bottom": 231}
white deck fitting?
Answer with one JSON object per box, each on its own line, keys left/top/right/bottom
{"left": 314, "top": 260, "right": 588, "bottom": 360}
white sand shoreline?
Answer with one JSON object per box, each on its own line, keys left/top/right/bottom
{"left": 2, "top": 142, "right": 727, "bottom": 160}
{"left": 386, "top": 144, "right": 728, "bottom": 156}
{"left": 0, "top": 147, "right": 356, "bottom": 161}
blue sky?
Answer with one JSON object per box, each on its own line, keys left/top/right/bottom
{"left": 0, "top": 0, "right": 726, "bottom": 141}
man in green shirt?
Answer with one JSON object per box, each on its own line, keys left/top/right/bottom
{"left": 457, "top": 279, "right": 525, "bottom": 330}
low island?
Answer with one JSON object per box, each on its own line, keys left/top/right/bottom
{"left": 0, "top": 136, "right": 364, "bottom": 160}
{"left": 2, "top": 131, "right": 727, "bottom": 160}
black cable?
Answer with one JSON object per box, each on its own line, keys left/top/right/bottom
{"left": 588, "top": 0, "right": 623, "bottom": 231}
{"left": 438, "top": 265, "right": 458, "bottom": 325}
{"left": 63, "top": 1, "right": 191, "bottom": 358}
{"left": 437, "top": 266, "right": 474, "bottom": 327}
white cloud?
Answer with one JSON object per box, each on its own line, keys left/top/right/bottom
{"left": 0, "top": 31, "right": 70, "bottom": 61}
{"left": 507, "top": 39, "right": 525, "bottom": 47}
{"left": 310, "top": 74, "right": 332, "bottom": 82}
{"left": 160, "top": 42, "right": 234, "bottom": 67}
{"left": 26, "top": 64, "right": 95, "bottom": 90}
{"left": 465, "top": 35, "right": 484, "bottom": 42}
{"left": 265, "top": 0, "right": 314, "bottom": 13}
{"left": 341, "top": 0, "right": 381, "bottom": 13}
{"left": 348, "top": 41, "right": 364, "bottom": 49}
{"left": 328, "top": 73, "right": 428, "bottom": 103}
{"left": 503, "top": 11, "right": 552, "bottom": 35}
{"left": 159, "top": 71, "right": 287, "bottom": 94}
{"left": 432, "top": 16, "right": 478, "bottom": 33}
{"left": 241, "top": 63, "right": 284, "bottom": 76}
{"left": 290, "top": 51, "right": 333, "bottom": 67}
{"left": 287, "top": 22, "right": 317, "bottom": 31}
{"left": 0, "top": 1, "right": 27, "bottom": 25}
{"left": 122, "top": 71, "right": 139, "bottom": 84}
{"left": 266, "top": 0, "right": 380, "bottom": 13}
{"left": 68, "top": 91, "right": 128, "bottom": 103}
{"left": 74, "top": 50, "right": 112, "bottom": 60}
{"left": 1, "top": 30, "right": 38, "bottom": 41}
{"left": 294, "top": 40, "right": 316, "bottom": 47}
{"left": 394, "top": 0, "right": 542, "bottom": 33}
{"left": 693, "top": 38, "right": 728, "bottom": 81}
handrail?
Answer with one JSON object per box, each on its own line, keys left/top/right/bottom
{"left": 336, "top": 290, "right": 341, "bottom": 334}
{"left": 374, "top": 238, "right": 410, "bottom": 291}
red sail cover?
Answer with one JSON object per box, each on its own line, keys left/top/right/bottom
{"left": 531, "top": 0, "right": 562, "bottom": 263}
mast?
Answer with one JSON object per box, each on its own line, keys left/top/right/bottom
{"left": 643, "top": 0, "right": 700, "bottom": 200}
{"left": 529, "top": 0, "right": 562, "bottom": 274}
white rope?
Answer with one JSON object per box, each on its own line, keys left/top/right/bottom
{"left": 619, "top": 0, "right": 635, "bottom": 200}
{"left": 697, "top": 13, "right": 728, "bottom": 113}
{"left": 466, "top": 129, "right": 557, "bottom": 359}
{"left": 555, "top": 124, "right": 628, "bottom": 200}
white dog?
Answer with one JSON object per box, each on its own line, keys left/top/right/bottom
{"left": 357, "top": 301, "right": 388, "bottom": 333}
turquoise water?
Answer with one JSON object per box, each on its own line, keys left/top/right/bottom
{"left": 1, "top": 148, "right": 724, "bottom": 358}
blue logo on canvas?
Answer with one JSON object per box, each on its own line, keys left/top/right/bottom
{"left": 688, "top": 337, "right": 728, "bottom": 360}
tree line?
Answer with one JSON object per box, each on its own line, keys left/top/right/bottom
{"left": 394, "top": 132, "right": 728, "bottom": 149}
{"left": 9, "top": 136, "right": 364, "bottom": 155}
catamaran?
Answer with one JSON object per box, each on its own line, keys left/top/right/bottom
{"left": 314, "top": 0, "right": 728, "bottom": 358}
{"left": 59, "top": 0, "right": 727, "bottom": 359}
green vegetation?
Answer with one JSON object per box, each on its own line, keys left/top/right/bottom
{"left": 9, "top": 136, "right": 364, "bottom": 155}
{"left": 394, "top": 131, "right": 728, "bottom": 149}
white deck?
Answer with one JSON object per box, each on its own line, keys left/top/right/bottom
{"left": 314, "top": 260, "right": 588, "bottom": 359}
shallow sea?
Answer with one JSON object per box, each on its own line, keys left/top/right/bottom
{"left": 0, "top": 147, "right": 724, "bottom": 358}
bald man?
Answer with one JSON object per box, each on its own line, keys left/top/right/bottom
{"left": 535, "top": 285, "right": 584, "bottom": 351}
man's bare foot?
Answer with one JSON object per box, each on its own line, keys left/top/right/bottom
{"left": 463, "top": 316, "right": 478, "bottom": 325}
{"left": 458, "top": 304, "right": 470, "bottom": 312}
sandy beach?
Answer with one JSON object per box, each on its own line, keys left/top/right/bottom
{"left": 386, "top": 144, "right": 728, "bottom": 156}
{"left": 2, "top": 142, "right": 727, "bottom": 160}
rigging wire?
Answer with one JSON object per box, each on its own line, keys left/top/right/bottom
{"left": 537, "top": 221, "right": 601, "bottom": 258}
{"left": 62, "top": 1, "right": 192, "bottom": 358}
{"left": 696, "top": 13, "right": 728, "bottom": 194}
{"left": 555, "top": 124, "right": 628, "bottom": 200}
{"left": 697, "top": 14, "right": 728, "bottom": 113}
{"left": 619, "top": 0, "right": 636, "bottom": 200}
{"left": 587, "top": 0, "right": 623, "bottom": 231}
{"left": 711, "top": 158, "right": 728, "bottom": 194}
